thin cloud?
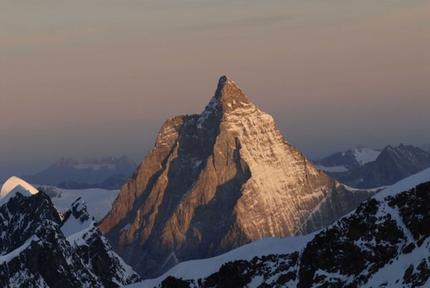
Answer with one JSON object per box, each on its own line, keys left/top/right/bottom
{"left": 0, "top": 27, "right": 100, "bottom": 49}
{"left": 164, "top": 14, "right": 292, "bottom": 34}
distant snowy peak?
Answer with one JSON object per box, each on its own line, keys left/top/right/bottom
{"left": 352, "top": 147, "right": 381, "bottom": 165}
{"left": 0, "top": 176, "right": 38, "bottom": 200}
{"left": 325, "top": 144, "right": 430, "bottom": 189}
{"left": 49, "top": 157, "right": 80, "bottom": 169}
{"left": 22, "top": 155, "right": 137, "bottom": 187}
{"left": 315, "top": 147, "right": 380, "bottom": 172}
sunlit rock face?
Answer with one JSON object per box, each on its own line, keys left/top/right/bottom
{"left": 100, "top": 76, "right": 369, "bottom": 279}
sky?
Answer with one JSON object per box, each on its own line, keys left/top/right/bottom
{"left": 1, "top": 0, "right": 430, "bottom": 182}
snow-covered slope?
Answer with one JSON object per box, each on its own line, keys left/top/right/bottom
{"left": 129, "top": 167, "right": 430, "bottom": 287}
{"left": 128, "top": 234, "right": 314, "bottom": 288}
{"left": 353, "top": 147, "right": 381, "bottom": 165}
{"left": 60, "top": 198, "right": 94, "bottom": 238}
{"left": 0, "top": 176, "right": 140, "bottom": 287}
{"left": 60, "top": 197, "right": 141, "bottom": 287}
{"left": 40, "top": 186, "right": 119, "bottom": 221}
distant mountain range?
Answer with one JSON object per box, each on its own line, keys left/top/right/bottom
{"left": 314, "top": 146, "right": 381, "bottom": 172}
{"left": 21, "top": 156, "right": 137, "bottom": 189}
{"left": 314, "top": 144, "right": 430, "bottom": 189}
{"left": 131, "top": 167, "right": 430, "bottom": 288}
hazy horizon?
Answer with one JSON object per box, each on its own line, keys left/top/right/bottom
{"left": 1, "top": 0, "right": 430, "bottom": 182}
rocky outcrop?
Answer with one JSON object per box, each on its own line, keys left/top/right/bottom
{"left": 0, "top": 178, "right": 141, "bottom": 287}
{"left": 99, "top": 76, "right": 372, "bottom": 279}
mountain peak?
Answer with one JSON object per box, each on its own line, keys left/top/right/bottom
{"left": 100, "top": 75, "right": 370, "bottom": 279}
{"left": 196, "top": 76, "right": 252, "bottom": 130}
{"left": 213, "top": 75, "right": 251, "bottom": 112}
{"left": 216, "top": 75, "right": 235, "bottom": 90}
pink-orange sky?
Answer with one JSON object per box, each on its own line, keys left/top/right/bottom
{"left": 1, "top": 0, "right": 430, "bottom": 181}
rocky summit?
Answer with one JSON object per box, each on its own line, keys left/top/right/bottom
{"left": 99, "top": 76, "right": 372, "bottom": 279}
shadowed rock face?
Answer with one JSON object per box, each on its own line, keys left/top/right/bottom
{"left": 99, "top": 76, "right": 369, "bottom": 279}
{"left": 0, "top": 189, "right": 141, "bottom": 287}
{"left": 327, "top": 144, "right": 430, "bottom": 189}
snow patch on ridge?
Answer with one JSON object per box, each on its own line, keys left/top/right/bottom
{"left": 120, "top": 223, "right": 132, "bottom": 233}
{"left": 49, "top": 187, "right": 119, "bottom": 221}
{"left": 0, "top": 235, "right": 40, "bottom": 263}
{"left": 61, "top": 205, "right": 93, "bottom": 238}
{"left": 353, "top": 147, "right": 380, "bottom": 165}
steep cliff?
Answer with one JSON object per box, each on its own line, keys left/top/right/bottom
{"left": 100, "top": 76, "right": 370, "bottom": 278}
{"left": 0, "top": 176, "right": 141, "bottom": 287}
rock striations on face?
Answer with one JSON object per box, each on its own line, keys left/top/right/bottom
{"left": 99, "top": 76, "right": 369, "bottom": 279}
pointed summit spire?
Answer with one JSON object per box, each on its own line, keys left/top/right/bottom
{"left": 197, "top": 76, "right": 253, "bottom": 129}
{"left": 214, "top": 75, "right": 251, "bottom": 112}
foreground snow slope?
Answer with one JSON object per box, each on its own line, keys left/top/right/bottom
{"left": 47, "top": 187, "right": 119, "bottom": 221}
{"left": 130, "top": 234, "right": 314, "bottom": 288}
